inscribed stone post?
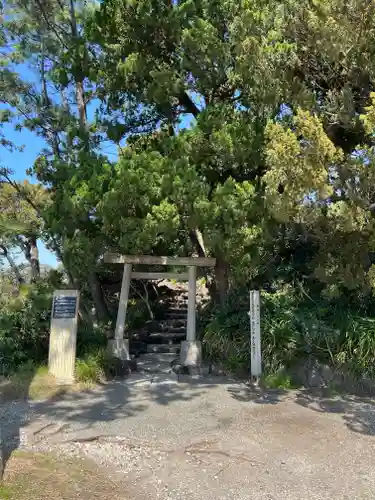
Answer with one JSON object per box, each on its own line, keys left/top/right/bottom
{"left": 250, "top": 290, "right": 262, "bottom": 377}
{"left": 48, "top": 289, "right": 79, "bottom": 384}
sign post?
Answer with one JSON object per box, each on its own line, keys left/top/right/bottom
{"left": 249, "top": 290, "right": 261, "bottom": 378}
{"left": 48, "top": 290, "right": 79, "bottom": 384}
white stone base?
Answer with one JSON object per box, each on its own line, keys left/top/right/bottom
{"left": 108, "top": 338, "right": 130, "bottom": 361}
{"left": 54, "top": 375, "right": 75, "bottom": 386}
{"left": 180, "top": 340, "right": 202, "bottom": 367}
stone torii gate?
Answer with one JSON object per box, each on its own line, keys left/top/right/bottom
{"left": 104, "top": 254, "right": 216, "bottom": 367}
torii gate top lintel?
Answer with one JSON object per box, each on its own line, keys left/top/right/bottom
{"left": 104, "top": 254, "right": 216, "bottom": 362}
{"left": 104, "top": 253, "right": 216, "bottom": 267}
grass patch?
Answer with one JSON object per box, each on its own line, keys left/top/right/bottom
{"left": 0, "top": 484, "right": 13, "bottom": 499}
{"left": 0, "top": 347, "right": 119, "bottom": 403}
{"left": 75, "top": 354, "right": 104, "bottom": 383}
{"left": 0, "top": 362, "right": 61, "bottom": 403}
{"left": 261, "top": 370, "right": 301, "bottom": 390}
{"left": 1, "top": 450, "right": 127, "bottom": 500}
{"left": 0, "top": 361, "right": 94, "bottom": 403}
{"left": 75, "top": 347, "right": 129, "bottom": 382}
{"left": 75, "top": 347, "right": 114, "bottom": 383}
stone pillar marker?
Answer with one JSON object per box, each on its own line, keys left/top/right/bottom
{"left": 108, "top": 262, "right": 131, "bottom": 361}
{"left": 180, "top": 265, "right": 202, "bottom": 368}
{"left": 48, "top": 289, "right": 79, "bottom": 384}
{"left": 187, "top": 265, "right": 197, "bottom": 342}
{"left": 249, "top": 290, "right": 261, "bottom": 378}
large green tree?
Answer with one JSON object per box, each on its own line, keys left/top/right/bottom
{"left": 87, "top": 0, "right": 375, "bottom": 300}
{"left": 3, "top": 0, "right": 375, "bottom": 312}
{"left": 1, "top": 0, "right": 113, "bottom": 319}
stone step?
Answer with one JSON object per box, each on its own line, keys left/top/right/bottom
{"left": 164, "top": 316, "right": 187, "bottom": 322}
{"left": 166, "top": 307, "right": 188, "bottom": 313}
{"left": 163, "top": 314, "right": 187, "bottom": 322}
{"left": 129, "top": 340, "right": 148, "bottom": 355}
{"left": 158, "top": 326, "right": 186, "bottom": 333}
{"left": 147, "top": 344, "right": 180, "bottom": 354}
{"left": 148, "top": 319, "right": 186, "bottom": 328}
{"left": 148, "top": 332, "right": 186, "bottom": 343}
{"left": 158, "top": 318, "right": 187, "bottom": 326}
{"left": 165, "top": 310, "right": 187, "bottom": 317}
{"left": 132, "top": 324, "right": 186, "bottom": 343}
{"left": 137, "top": 353, "right": 178, "bottom": 374}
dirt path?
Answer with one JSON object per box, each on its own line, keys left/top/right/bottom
{"left": 2, "top": 372, "right": 375, "bottom": 499}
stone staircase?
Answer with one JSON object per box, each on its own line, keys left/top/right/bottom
{"left": 132, "top": 281, "right": 207, "bottom": 374}
{"left": 147, "top": 304, "right": 187, "bottom": 353}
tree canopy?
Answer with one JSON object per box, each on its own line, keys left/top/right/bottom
{"left": 1, "top": 0, "right": 375, "bottom": 316}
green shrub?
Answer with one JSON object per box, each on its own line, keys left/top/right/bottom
{"left": 75, "top": 346, "right": 130, "bottom": 383}
{"left": 202, "top": 288, "right": 296, "bottom": 374}
{"left": 126, "top": 299, "right": 151, "bottom": 329}
{"left": 75, "top": 349, "right": 106, "bottom": 383}
{"left": 201, "top": 288, "right": 248, "bottom": 367}
{"left": 76, "top": 324, "right": 108, "bottom": 358}
{"left": 261, "top": 370, "right": 299, "bottom": 390}
{"left": 202, "top": 286, "right": 375, "bottom": 380}
{"left": 0, "top": 278, "right": 110, "bottom": 378}
{"left": 0, "top": 282, "right": 53, "bottom": 375}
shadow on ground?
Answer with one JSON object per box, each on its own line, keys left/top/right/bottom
{"left": 228, "top": 383, "right": 375, "bottom": 436}
{"left": 228, "top": 385, "right": 288, "bottom": 405}
{"left": 294, "top": 388, "right": 375, "bottom": 436}
{"left": 0, "top": 371, "right": 34, "bottom": 479}
{"left": 1, "top": 366, "right": 74, "bottom": 478}
{"left": 24, "top": 373, "right": 234, "bottom": 437}
{"left": 4, "top": 367, "right": 375, "bottom": 480}
{"left": 1, "top": 368, "right": 237, "bottom": 478}
{"left": 0, "top": 403, "right": 21, "bottom": 480}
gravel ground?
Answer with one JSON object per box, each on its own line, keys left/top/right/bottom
{"left": 2, "top": 371, "right": 375, "bottom": 500}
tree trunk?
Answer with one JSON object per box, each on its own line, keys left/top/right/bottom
{"left": 76, "top": 79, "right": 87, "bottom": 130}
{"left": 189, "top": 228, "right": 207, "bottom": 257}
{"left": 0, "top": 245, "right": 24, "bottom": 284}
{"left": 189, "top": 228, "right": 226, "bottom": 302}
{"left": 214, "top": 257, "right": 230, "bottom": 306}
{"left": 41, "top": 47, "right": 61, "bottom": 157}
{"left": 28, "top": 237, "right": 40, "bottom": 283}
{"left": 69, "top": 0, "right": 88, "bottom": 133}
{"left": 88, "top": 270, "right": 110, "bottom": 323}
{"left": 62, "top": 258, "right": 93, "bottom": 325}
{"left": 131, "top": 281, "right": 154, "bottom": 320}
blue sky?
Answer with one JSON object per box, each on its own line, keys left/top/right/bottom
{"left": 0, "top": 124, "right": 59, "bottom": 267}
{"left": 1, "top": 58, "right": 197, "bottom": 269}
{"left": 0, "top": 60, "right": 60, "bottom": 267}
{"left": 1, "top": 111, "right": 196, "bottom": 268}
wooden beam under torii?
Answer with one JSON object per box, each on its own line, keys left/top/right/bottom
{"left": 103, "top": 254, "right": 216, "bottom": 368}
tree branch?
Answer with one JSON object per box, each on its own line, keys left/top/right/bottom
{"left": 40, "top": 41, "right": 61, "bottom": 157}
{"left": 130, "top": 281, "right": 154, "bottom": 320}
{"left": 179, "top": 92, "right": 200, "bottom": 117}
{"left": 0, "top": 171, "right": 41, "bottom": 216}
{"left": 15, "top": 235, "right": 32, "bottom": 265}
{"left": 34, "top": 0, "right": 69, "bottom": 49}
{"left": 0, "top": 244, "right": 24, "bottom": 284}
